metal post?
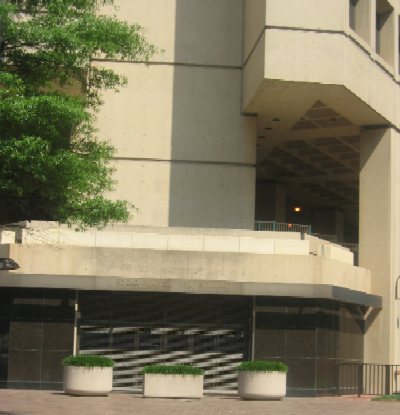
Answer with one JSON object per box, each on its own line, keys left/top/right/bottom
{"left": 73, "top": 290, "right": 79, "bottom": 355}
{"left": 357, "top": 364, "right": 363, "bottom": 397}
{"left": 385, "top": 365, "right": 391, "bottom": 395}
{"left": 251, "top": 296, "right": 256, "bottom": 360}
{"left": 336, "top": 364, "right": 341, "bottom": 396}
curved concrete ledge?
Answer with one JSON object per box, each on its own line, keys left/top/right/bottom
{"left": 0, "top": 225, "right": 375, "bottom": 306}
{"left": 0, "top": 273, "right": 381, "bottom": 308}
{"left": 2, "top": 243, "right": 368, "bottom": 291}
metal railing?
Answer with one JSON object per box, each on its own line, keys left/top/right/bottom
{"left": 340, "top": 242, "right": 359, "bottom": 253}
{"left": 340, "top": 243, "right": 359, "bottom": 265}
{"left": 337, "top": 363, "right": 400, "bottom": 396}
{"left": 311, "top": 233, "right": 338, "bottom": 243}
{"left": 254, "top": 222, "right": 359, "bottom": 262}
{"left": 254, "top": 221, "right": 312, "bottom": 235}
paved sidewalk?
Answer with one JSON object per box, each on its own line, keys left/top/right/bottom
{"left": 0, "top": 390, "right": 399, "bottom": 415}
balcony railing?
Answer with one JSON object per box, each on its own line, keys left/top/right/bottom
{"left": 254, "top": 220, "right": 311, "bottom": 234}
{"left": 255, "top": 221, "right": 359, "bottom": 263}
{"left": 311, "top": 233, "right": 338, "bottom": 243}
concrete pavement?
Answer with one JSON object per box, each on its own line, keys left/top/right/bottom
{"left": 0, "top": 390, "right": 399, "bottom": 415}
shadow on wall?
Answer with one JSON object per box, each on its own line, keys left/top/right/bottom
{"left": 168, "top": 0, "right": 257, "bottom": 229}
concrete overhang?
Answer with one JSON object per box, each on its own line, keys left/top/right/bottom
{"left": 0, "top": 224, "right": 378, "bottom": 307}
{"left": 0, "top": 236, "right": 379, "bottom": 308}
{"left": 0, "top": 272, "right": 381, "bottom": 309}
{"left": 243, "top": 27, "right": 399, "bottom": 130}
{"left": 1, "top": 242, "right": 370, "bottom": 290}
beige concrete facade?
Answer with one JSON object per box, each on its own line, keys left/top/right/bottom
{"left": 243, "top": 0, "right": 399, "bottom": 129}
{"left": 96, "top": 0, "right": 257, "bottom": 229}
{"left": 243, "top": 0, "right": 400, "bottom": 366}
{"left": 3, "top": 0, "right": 400, "bottom": 387}
{"left": 90, "top": 1, "right": 400, "bottom": 366}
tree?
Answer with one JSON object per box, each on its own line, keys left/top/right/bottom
{"left": 0, "top": 0, "right": 156, "bottom": 228}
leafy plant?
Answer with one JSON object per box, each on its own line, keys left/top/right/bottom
{"left": 142, "top": 364, "right": 204, "bottom": 376}
{"left": 62, "top": 354, "right": 114, "bottom": 368}
{"left": 0, "top": 0, "right": 156, "bottom": 228}
{"left": 237, "top": 360, "right": 288, "bottom": 373}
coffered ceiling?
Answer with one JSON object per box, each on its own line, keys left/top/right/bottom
{"left": 256, "top": 101, "right": 360, "bottom": 223}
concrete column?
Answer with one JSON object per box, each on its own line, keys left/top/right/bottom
{"left": 359, "top": 127, "right": 400, "bottom": 364}
{"left": 255, "top": 181, "right": 286, "bottom": 222}
{"left": 314, "top": 209, "right": 344, "bottom": 241}
{"left": 275, "top": 185, "right": 287, "bottom": 223}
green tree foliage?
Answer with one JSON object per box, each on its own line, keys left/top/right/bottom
{"left": 0, "top": 0, "right": 156, "bottom": 228}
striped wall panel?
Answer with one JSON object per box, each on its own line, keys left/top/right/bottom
{"left": 78, "top": 292, "right": 250, "bottom": 391}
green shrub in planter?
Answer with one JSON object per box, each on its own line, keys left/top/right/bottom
{"left": 142, "top": 364, "right": 204, "bottom": 376}
{"left": 237, "top": 360, "right": 288, "bottom": 373}
{"left": 62, "top": 355, "right": 114, "bottom": 368}
{"left": 62, "top": 355, "right": 114, "bottom": 396}
{"left": 237, "top": 360, "right": 288, "bottom": 400}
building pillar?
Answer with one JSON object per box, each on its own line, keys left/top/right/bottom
{"left": 255, "top": 181, "right": 286, "bottom": 222}
{"left": 359, "top": 127, "right": 400, "bottom": 364}
{"left": 314, "top": 209, "right": 344, "bottom": 241}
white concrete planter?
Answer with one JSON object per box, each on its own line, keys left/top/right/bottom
{"left": 63, "top": 366, "right": 113, "bottom": 396}
{"left": 143, "top": 373, "right": 204, "bottom": 398}
{"left": 238, "top": 371, "right": 286, "bottom": 400}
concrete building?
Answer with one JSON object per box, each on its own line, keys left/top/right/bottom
{"left": 0, "top": 0, "right": 399, "bottom": 396}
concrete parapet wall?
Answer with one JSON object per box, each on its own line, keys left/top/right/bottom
{"left": 11, "top": 223, "right": 353, "bottom": 262}
{"left": 18, "top": 225, "right": 309, "bottom": 256}
{"left": 318, "top": 244, "right": 354, "bottom": 265}
{"left": 307, "top": 235, "right": 354, "bottom": 265}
